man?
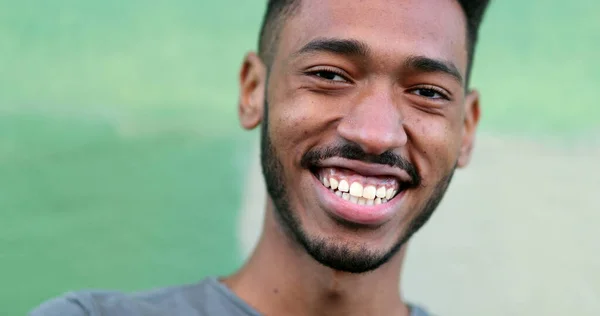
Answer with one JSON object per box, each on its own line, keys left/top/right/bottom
{"left": 32, "top": 0, "right": 490, "bottom": 315}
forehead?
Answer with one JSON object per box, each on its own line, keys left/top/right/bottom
{"left": 276, "top": 0, "right": 469, "bottom": 73}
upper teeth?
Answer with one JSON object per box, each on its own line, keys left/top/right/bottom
{"left": 349, "top": 182, "right": 363, "bottom": 197}
{"left": 330, "top": 178, "right": 339, "bottom": 190}
{"left": 376, "top": 186, "right": 386, "bottom": 198}
{"left": 320, "top": 175, "right": 398, "bottom": 205}
{"left": 338, "top": 180, "right": 349, "bottom": 192}
{"left": 362, "top": 185, "right": 377, "bottom": 200}
{"left": 385, "top": 188, "right": 395, "bottom": 200}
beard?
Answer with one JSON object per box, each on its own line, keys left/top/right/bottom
{"left": 260, "top": 105, "right": 456, "bottom": 273}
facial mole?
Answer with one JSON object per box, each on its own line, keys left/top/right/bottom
{"left": 273, "top": 288, "right": 279, "bottom": 294}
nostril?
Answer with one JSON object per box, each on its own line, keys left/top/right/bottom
{"left": 337, "top": 123, "right": 407, "bottom": 156}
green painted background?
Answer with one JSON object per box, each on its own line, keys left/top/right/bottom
{"left": 0, "top": 0, "right": 598, "bottom": 314}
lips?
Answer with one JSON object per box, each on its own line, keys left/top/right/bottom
{"left": 315, "top": 157, "right": 414, "bottom": 184}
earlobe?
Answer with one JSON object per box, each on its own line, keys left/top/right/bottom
{"left": 457, "top": 89, "right": 481, "bottom": 168}
{"left": 239, "top": 52, "right": 267, "bottom": 130}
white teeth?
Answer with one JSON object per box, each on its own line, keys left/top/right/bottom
{"left": 362, "top": 185, "right": 376, "bottom": 200}
{"left": 349, "top": 182, "right": 363, "bottom": 197}
{"left": 332, "top": 187, "right": 394, "bottom": 205}
{"left": 376, "top": 186, "right": 387, "bottom": 198}
{"left": 338, "top": 180, "right": 349, "bottom": 192}
{"left": 328, "top": 179, "right": 397, "bottom": 205}
{"left": 329, "top": 178, "right": 339, "bottom": 190}
{"left": 386, "top": 188, "right": 395, "bottom": 200}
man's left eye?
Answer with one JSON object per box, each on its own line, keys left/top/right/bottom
{"left": 411, "top": 88, "right": 448, "bottom": 100}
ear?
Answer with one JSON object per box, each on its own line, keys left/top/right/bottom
{"left": 238, "top": 52, "right": 267, "bottom": 130}
{"left": 457, "top": 89, "right": 481, "bottom": 168}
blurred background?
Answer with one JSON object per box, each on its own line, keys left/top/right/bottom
{"left": 1, "top": 0, "right": 598, "bottom": 315}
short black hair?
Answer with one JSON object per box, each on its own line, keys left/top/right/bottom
{"left": 258, "top": 0, "right": 490, "bottom": 83}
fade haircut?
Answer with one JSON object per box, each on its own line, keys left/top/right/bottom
{"left": 257, "top": 0, "right": 491, "bottom": 83}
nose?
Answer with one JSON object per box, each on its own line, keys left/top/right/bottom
{"left": 337, "top": 85, "right": 407, "bottom": 155}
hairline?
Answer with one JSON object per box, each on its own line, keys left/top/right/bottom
{"left": 259, "top": 0, "right": 480, "bottom": 85}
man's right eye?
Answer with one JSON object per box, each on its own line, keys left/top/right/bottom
{"left": 311, "top": 70, "right": 348, "bottom": 82}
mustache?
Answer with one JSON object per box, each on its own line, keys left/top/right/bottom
{"left": 300, "top": 142, "right": 421, "bottom": 188}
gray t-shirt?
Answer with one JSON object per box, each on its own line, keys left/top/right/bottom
{"left": 31, "top": 277, "right": 431, "bottom": 316}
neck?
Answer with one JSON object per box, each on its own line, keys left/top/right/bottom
{"left": 223, "top": 201, "right": 410, "bottom": 316}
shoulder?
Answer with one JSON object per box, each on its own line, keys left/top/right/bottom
{"left": 29, "top": 291, "right": 105, "bottom": 316}
{"left": 409, "top": 304, "right": 435, "bottom": 316}
{"left": 29, "top": 288, "right": 156, "bottom": 316}
{"left": 29, "top": 281, "right": 211, "bottom": 316}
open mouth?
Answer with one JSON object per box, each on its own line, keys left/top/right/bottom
{"left": 306, "top": 159, "right": 411, "bottom": 225}
{"left": 311, "top": 167, "right": 402, "bottom": 206}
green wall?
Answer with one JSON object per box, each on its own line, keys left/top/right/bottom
{"left": 0, "top": 0, "right": 598, "bottom": 314}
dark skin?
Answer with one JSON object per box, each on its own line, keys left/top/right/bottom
{"left": 226, "top": 0, "right": 480, "bottom": 315}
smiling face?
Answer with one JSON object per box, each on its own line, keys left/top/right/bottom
{"left": 239, "top": 0, "right": 480, "bottom": 273}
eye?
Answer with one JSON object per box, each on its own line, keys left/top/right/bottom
{"left": 410, "top": 87, "right": 449, "bottom": 100}
{"left": 311, "top": 70, "right": 348, "bottom": 83}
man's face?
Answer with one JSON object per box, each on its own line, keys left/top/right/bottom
{"left": 240, "top": 0, "right": 480, "bottom": 273}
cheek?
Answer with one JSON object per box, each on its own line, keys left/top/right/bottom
{"left": 405, "top": 111, "right": 462, "bottom": 180}
{"left": 268, "top": 92, "right": 339, "bottom": 160}
{"left": 269, "top": 103, "right": 313, "bottom": 157}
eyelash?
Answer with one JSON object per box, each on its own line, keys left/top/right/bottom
{"left": 305, "top": 68, "right": 350, "bottom": 83}
{"left": 304, "top": 69, "right": 451, "bottom": 100}
{"left": 409, "top": 85, "right": 451, "bottom": 101}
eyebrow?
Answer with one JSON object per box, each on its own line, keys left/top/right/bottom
{"left": 295, "top": 38, "right": 371, "bottom": 58}
{"left": 294, "top": 38, "right": 463, "bottom": 85}
{"left": 403, "top": 55, "right": 463, "bottom": 84}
